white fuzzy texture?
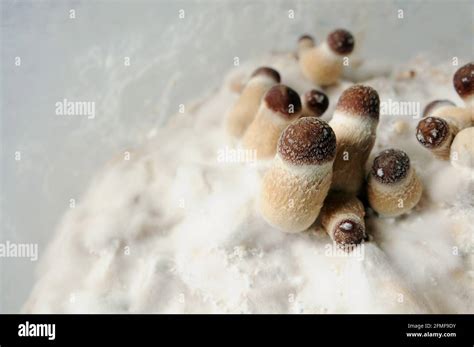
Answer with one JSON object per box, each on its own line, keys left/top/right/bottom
{"left": 340, "top": 222, "right": 353, "bottom": 231}
{"left": 330, "top": 110, "right": 378, "bottom": 135}
{"left": 23, "top": 54, "right": 474, "bottom": 314}
{"left": 273, "top": 153, "right": 333, "bottom": 180}
{"left": 259, "top": 104, "right": 293, "bottom": 127}
{"left": 464, "top": 95, "right": 474, "bottom": 108}
{"left": 320, "top": 41, "right": 340, "bottom": 62}
{"left": 450, "top": 127, "right": 474, "bottom": 170}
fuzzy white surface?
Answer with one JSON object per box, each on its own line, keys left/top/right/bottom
{"left": 24, "top": 54, "right": 473, "bottom": 313}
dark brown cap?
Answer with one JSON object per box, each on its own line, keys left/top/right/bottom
{"left": 453, "top": 62, "right": 474, "bottom": 99}
{"left": 416, "top": 117, "right": 449, "bottom": 149}
{"left": 371, "top": 149, "right": 410, "bottom": 184}
{"left": 335, "top": 85, "right": 380, "bottom": 119}
{"left": 298, "top": 34, "right": 315, "bottom": 43}
{"left": 264, "top": 84, "right": 302, "bottom": 117}
{"left": 302, "top": 90, "right": 329, "bottom": 117}
{"left": 423, "top": 99, "right": 455, "bottom": 118}
{"left": 251, "top": 67, "right": 281, "bottom": 83}
{"left": 333, "top": 219, "right": 364, "bottom": 246}
{"left": 278, "top": 117, "right": 336, "bottom": 165}
{"left": 327, "top": 29, "right": 355, "bottom": 55}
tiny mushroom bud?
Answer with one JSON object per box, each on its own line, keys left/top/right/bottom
{"left": 297, "top": 34, "right": 316, "bottom": 53}
{"left": 423, "top": 99, "right": 455, "bottom": 118}
{"left": 453, "top": 62, "right": 474, "bottom": 107}
{"left": 367, "top": 149, "right": 422, "bottom": 217}
{"left": 299, "top": 28, "right": 356, "bottom": 86}
{"left": 300, "top": 89, "right": 329, "bottom": 118}
{"left": 416, "top": 116, "right": 459, "bottom": 160}
{"left": 320, "top": 193, "right": 366, "bottom": 251}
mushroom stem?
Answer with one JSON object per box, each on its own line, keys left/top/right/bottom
{"left": 367, "top": 149, "right": 422, "bottom": 217}
{"left": 299, "top": 29, "right": 355, "bottom": 86}
{"left": 242, "top": 84, "right": 302, "bottom": 160}
{"left": 258, "top": 117, "right": 336, "bottom": 233}
{"left": 226, "top": 67, "right": 280, "bottom": 138}
{"left": 329, "top": 85, "right": 380, "bottom": 194}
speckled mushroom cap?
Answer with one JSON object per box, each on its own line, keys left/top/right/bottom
{"left": 278, "top": 117, "right": 336, "bottom": 165}
{"left": 416, "top": 117, "right": 449, "bottom": 149}
{"left": 251, "top": 67, "right": 281, "bottom": 83}
{"left": 453, "top": 62, "right": 474, "bottom": 100}
{"left": 264, "top": 84, "right": 302, "bottom": 117}
{"left": 327, "top": 29, "right": 355, "bottom": 55}
{"left": 371, "top": 149, "right": 410, "bottom": 184}
{"left": 302, "top": 89, "right": 329, "bottom": 117}
{"left": 334, "top": 219, "right": 364, "bottom": 245}
{"left": 335, "top": 85, "right": 380, "bottom": 119}
{"left": 423, "top": 99, "right": 455, "bottom": 118}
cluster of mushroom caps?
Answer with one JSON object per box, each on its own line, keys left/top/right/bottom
{"left": 225, "top": 29, "right": 472, "bottom": 251}
{"left": 416, "top": 62, "right": 474, "bottom": 169}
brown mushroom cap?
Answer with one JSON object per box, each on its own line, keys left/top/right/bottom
{"left": 327, "top": 29, "right": 355, "bottom": 55}
{"left": 334, "top": 219, "right": 364, "bottom": 245}
{"left": 416, "top": 117, "right": 449, "bottom": 149}
{"left": 298, "top": 34, "right": 315, "bottom": 44}
{"left": 335, "top": 85, "right": 380, "bottom": 119}
{"left": 278, "top": 117, "right": 336, "bottom": 165}
{"left": 453, "top": 62, "right": 474, "bottom": 99}
{"left": 264, "top": 84, "right": 302, "bottom": 118}
{"left": 302, "top": 90, "right": 329, "bottom": 117}
{"left": 371, "top": 149, "right": 411, "bottom": 184}
{"left": 251, "top": 67, "right": 281, "bottom": 83}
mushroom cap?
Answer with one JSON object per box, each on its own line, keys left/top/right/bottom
{"left": 416, "top": 117, "right": 449, "bottom": 149}
{"left": 334, "top": 219, "right": 364, "bottom": 245}
{"left": 302, "top": 89, "right": 329, "bottom": 117}
{"left": 297, "top": 34, "right": 316, "bottom": 52}
{"left": 423, "top": 99, "right": 455, "bottom": 118}
{"left": 278, "top": 117, "right": 336, "bottom": 165}
{"left": 298, "top": 34, "right": 315, "bottom": 43}
{"left": 264, "top": 84, "right": 302, "bottom": 118}
{"left": 251, "top": 67, "right": 281, "bottom": 83}
{"left": 335, "top": 85, "right": 380, "bottom": 119}
{"left": 327, "top": 29, "right": 355, "bottom": 55}
{"left": 371, "top": 149, "right": 410, "bottom": 184}
{"left": 453, "top": 62, "right": 474, "bottom": 99}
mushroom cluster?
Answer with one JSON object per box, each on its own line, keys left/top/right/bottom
{"left": 224, "top": 29, "right": 471, "bottom": 251}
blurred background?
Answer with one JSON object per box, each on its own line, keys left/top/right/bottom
{"left": 0, "top": 0, "right": 472, "bottom": 312}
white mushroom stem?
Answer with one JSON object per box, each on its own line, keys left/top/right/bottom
{"left": 259, "top": 155, "right": 333, "bottom": 233}
{"left": 330, "top": 111, "right": 378, "bottom": 194}
{"left": 226, "top": 75, "right": 278, "bottom": 138}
